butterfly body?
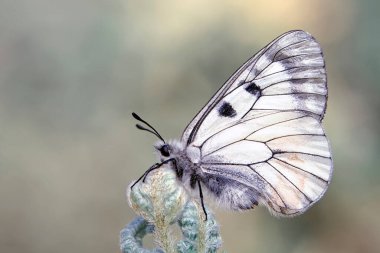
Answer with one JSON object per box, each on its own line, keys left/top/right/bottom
{"left": 155, "top": 139, "right": 262, "bottom": 211}
{"left": 134, "top": 30, "right": 333, "bottom": 218}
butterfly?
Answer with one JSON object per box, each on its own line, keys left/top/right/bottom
{"left": 131, "top": 30, "right": 333, "bottom": 219}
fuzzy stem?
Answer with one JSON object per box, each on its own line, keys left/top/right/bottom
{"left": 177, "top": 201, "right": 222, "bottom": 253}
{"left": 153, "top": 212, "right": 175, "bottom": 253}
{"left": 120, "top": 216, "right": 163, "bottom": 253}
{"left": 145, "top": 168, "right": 179, "bottom": 253}
{"left": 195, "top": 202, "right": 206, "bottom": 253}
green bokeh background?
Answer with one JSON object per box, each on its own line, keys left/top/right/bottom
{"left": 1, "top": 0, "right": 379, "bottom": 252}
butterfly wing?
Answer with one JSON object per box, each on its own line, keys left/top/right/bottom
{"left": 182, "top": 30, "right": 332, "bottom": 216}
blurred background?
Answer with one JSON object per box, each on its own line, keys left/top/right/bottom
{"left": 1, "top": 0, "right": 379, "bottom": 252}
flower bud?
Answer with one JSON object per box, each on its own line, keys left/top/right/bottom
{"left": 128, "top": 164, "right": 188, "bottom": 226}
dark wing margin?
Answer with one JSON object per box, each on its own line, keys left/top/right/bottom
{"left": 181, "top": 30, "right": 327, "bottom": 146}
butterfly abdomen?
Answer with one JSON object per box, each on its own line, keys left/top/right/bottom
{"left": 200, "top": 173, "right": 260, "bottom": 210}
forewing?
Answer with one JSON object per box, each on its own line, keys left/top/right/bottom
{"left": 182, "top": 30, "right": 327, "bottom": 146}
{"left": 182, "top": 30, "right": 332, "bottom": 216}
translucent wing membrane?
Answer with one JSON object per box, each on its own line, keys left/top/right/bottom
{"left": 199, "top": 112, "right": 332, "bottom": 215}
{"left": 182, "top": 30, "right": 332, "bottom": 216}
{"left": 182, "top": 30, "right": 327, "bottom": 145}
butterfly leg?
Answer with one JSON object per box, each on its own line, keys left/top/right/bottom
{"left": 131, "top": 158, "right": 178, "bottom": 189}
{"left": 130, "top": 162, "right": 159, "bottom": 189}
{"left": 197, "top": 180, "right": 208, "bottom": 221}
{"left": 142, "top": 158, "right": 177, "bottom": 182}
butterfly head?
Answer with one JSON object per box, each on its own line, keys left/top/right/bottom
{"left": 157, "top": 143, "right": 170, "bottom": 157}
{"left": 154, "top": 140, "right": 184, "bottom": 162}
{"left": 153, "top": 141, "right": 173, "bottom": 161}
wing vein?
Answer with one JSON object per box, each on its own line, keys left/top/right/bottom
{"left": 265, "top": 133, "right": 325, "bottom": 142}
{"left": 249, "top": 164, "right": 288, "bottom": 208}
{"left": 254, "top": 39, "right": 309, "bottom": 79}
{"left": 261, "top": 77, "right": 326, "bottom": 91}
{"left": 203, "top": 116, "right": 307, "bottom": 157}
{"left": 267, "top": 160, "right": 312, "bottom": 202}
{"left": 272, "top": 156, "right": 329, "bottom": 183}
{"left": 272, "top": 40, "right": 308, "bottom": 61}
{"left": 252, "top": 109, "right": 321, "bottom": 119}
{"left": 199, "top": 110, "right": 284, "bottom": 149}
{"left": 273, "top": 52, "right": 322, "bottom": 63}
{"left": 221, "top": 35, "right": 308, "bottom": 98}
{"left": 255, "top": 66, "right": 324, "bottom": 80}
{"left": 273, "top": 151, "right": 330, "bottom": 159}
{"left": 261, "top": 92, "right": 326, "bottom": 97}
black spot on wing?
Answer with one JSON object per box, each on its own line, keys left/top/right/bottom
{"left": 245, "top": 82, "right": 261, "bottom": 96}
{"left": 218, "top": 102, "right": 237, "bottom": 117}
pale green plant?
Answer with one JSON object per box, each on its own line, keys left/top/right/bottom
{"left": 120, "top": 166, "right": 222, "bottom": 253}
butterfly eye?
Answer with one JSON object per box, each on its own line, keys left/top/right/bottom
{"left": 160, "top": 145, "right": 170, "bottom": 157}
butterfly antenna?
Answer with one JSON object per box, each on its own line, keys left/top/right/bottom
{"left": 135, "top": 124, "right": 165, "bottom": 142}
{"left": 132, "top": 112, "right": 165, "bottom": 143}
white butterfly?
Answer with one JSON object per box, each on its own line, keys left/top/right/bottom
{"left": 132, "top": 30, "right": 333, "bottom": 219}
